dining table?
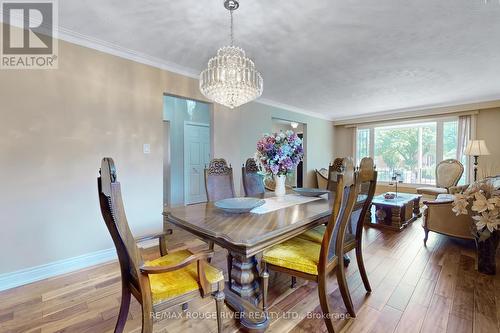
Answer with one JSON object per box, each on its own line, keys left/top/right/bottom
{"left": 163, "top": 192, "right": 333, "bottom": 332}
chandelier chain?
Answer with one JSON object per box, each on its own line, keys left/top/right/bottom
{"left": 230, "top": 9, "right": 234, "bottom": 46}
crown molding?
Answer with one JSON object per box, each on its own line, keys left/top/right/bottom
{"left": 332, "top": 98, "right": 500, "bottom": 125}
{"left": 256, "top": 97, "right": 334, "bottom": 121}
{"left": 57, "top": 26, "right": 201, "bottom": 79}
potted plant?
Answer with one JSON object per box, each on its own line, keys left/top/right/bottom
{"left": 452, "top": 179, "right": 500, "bottom": 274}
{"left": 255, "top": 131, "right": 304, "bottom": 197}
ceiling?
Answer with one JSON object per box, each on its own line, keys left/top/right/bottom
{"left": 57, "top": 0, "right": 500, "bottom": 120}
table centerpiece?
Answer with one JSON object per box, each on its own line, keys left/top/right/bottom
{"left": 255, "top": 130, "right": 304, "bottom": 197}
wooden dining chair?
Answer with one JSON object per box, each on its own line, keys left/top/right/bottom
{"left": 260, "top": 159, "right": 361, "bottom": 332}
{"left": 204, "top": 158, "right": 236, "bottom": 202}
{"left": 297, "top": 157, "right": 377, "bottom": 315}
{"left": 98, "top": 158, "right": 225, "bottom": 333}
{"left": 242, "top": 158, "right": 265, "bottom": 198}
{"left": 204, "top": 158, "right": 236, "bottom": 286}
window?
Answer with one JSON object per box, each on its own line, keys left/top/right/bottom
{"left": 356, "top": 118, "right": 467, "bottom": 185}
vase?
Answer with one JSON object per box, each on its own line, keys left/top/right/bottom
{"left": 274, "top": 174, "right": 286, "bottom": 197}
{"left": 476, "top": 231, "right": 500, "bottom": 275}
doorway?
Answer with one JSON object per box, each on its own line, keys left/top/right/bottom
{"left": 271, "top": 118, "right": 306, "bottom": 188}
{"left": 184, "top": 122, "right": 210, "bottom": 204}
{"left": 163, "top": 95, "right": 212, "bottom": 207}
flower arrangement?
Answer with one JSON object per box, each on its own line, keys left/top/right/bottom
{"left": 452, "top": 179, "right": 500, "bottom": 241}
{"left": 255, "top": 130, "right": 304, "bottom": 176}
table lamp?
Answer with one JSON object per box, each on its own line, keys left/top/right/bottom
{"left": 464, "top": 140, "right": 490, "bottom": 182}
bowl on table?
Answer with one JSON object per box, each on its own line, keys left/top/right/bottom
{"left": 292, "top": 188, "right": 329, "bottom": 197}
{"left": 214, "top": 197, "right": 265, "bottom": 213}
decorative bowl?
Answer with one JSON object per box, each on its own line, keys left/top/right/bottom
{"left": 214, "top": 197, "right": 265, "bottom": 213}
{"left": 293, "top": 188, "right": 329, "bottom": 197}
{"left": 384, "top": 193, "right": 396, "bottom": 200}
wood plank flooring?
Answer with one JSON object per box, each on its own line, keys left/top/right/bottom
{"left": 1, "top": 218, "right": 499, "bottom": 333}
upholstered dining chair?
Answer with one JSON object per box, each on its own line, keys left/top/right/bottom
{"left": 205, "top": 158, "right": 236, "bottom": 202}
{"left": 316, "top": 168, "right": 329, "bottom": 189}
{"left": 260, "top": 160, "right": 362, "bottom": 332}
{"left": 98, "top": 158, "right": 225, "bottom": 333}
{"left": 298, "top": 157, "right": 377, "bottom": 309}
{"left": 242, "top": 158, "right": 265, "bottom": 198}
{"left": 416, "top": 159, "right": 464, "bottom": 197}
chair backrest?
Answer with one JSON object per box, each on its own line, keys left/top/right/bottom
{"left": 242, "top": 158, "right": 265, "bottom": 198}
{"left": 318, "top": 157, "right": 360, "bottom": 271}
{"left": 98, "top": 158, "right": 143, "bottom": 291}
{"left": 316, "top": 168, "right": 328, "bottom": 189}
{"left": 204, "top": 158, "right": 236, "bottom": 202}
{"left": 436, "top": 159, "right": 464, "bottom": 189}
{"left": 327, "top": 157, "right": 348, "bottom": 219}
{"left": 349, "top": 157, "right": 377, "bottom": 238}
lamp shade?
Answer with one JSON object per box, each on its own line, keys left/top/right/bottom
{"left": 464, "top": 140, "right": 490, "bottom": 156}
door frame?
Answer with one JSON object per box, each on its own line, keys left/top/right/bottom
{"left": 183, "top": 121, "right": 210, "bottom": 205}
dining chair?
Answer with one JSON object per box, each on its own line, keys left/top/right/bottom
{"left": 98, "top": 158, "right": 225, "bottom": 333}
{"left": 204, "top": 158, "right": 236, "bottom": 286}
{"left": 260, "top": 159, "right": 361, "bottom": 332}
{"left": 242, "top": 158, "right": 265, "bottom": 198}
{"left": 204, "top": 158, "right": 236, "bottom": 202}
{"left": 298, "top": 157, "right": 377, "bottom": 311}
{"left": 316, "top": 168, "right": 329, "bottom": 189}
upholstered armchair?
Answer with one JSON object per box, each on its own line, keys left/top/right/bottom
{"left": 417, "top": 159, "right": 464, "bottom": 198}
{"left": 315, "top": 168, "right": 328, "bottom": 189}
{"left": 422, "top": 193, "right": 473, "bottom": 245}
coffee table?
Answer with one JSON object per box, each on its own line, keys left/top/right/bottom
{"left": 365, "top": 192, "right": 422, "bottom": 230}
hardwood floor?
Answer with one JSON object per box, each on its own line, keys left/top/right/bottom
{"left": 1, "top": 219, "right": 499, "bottom": 333}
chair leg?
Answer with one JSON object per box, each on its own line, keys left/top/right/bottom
{"left": 355, "top": 244, "right": 371, "bottom": 292}
{"left": 290, "top": 276, "right": 297, "bottom": 289}
{"left": 261, "top": 262, "right": 269, "bottom": 312}
{"left": 214, "top": 290, "right": 225, "bottom": 333}
{"left": 343, "top": 254, "right": 351, "bottom": 267}
{"left": 114, "top": 285, "right": 131, "bottom": 333}
{"left": 423, "top": 227, "right": 429, "bottom": 246}
{"left": 208, "top": 241, "right": 215, "bottom": 263}
{"left": 318, "top": 274, "right": 336, "bottom": 333}
{"left": 227, "top": 252, "right": 233, "bottom": 288}
{"left": 337, "top": 260, "right": 356, "bottom": 318}
{"left": 141, "top": 299, "right": 153, "bottom": 333}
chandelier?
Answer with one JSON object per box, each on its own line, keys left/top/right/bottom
{"left": 199, "top": 0, "right": 263, "bottom": 109}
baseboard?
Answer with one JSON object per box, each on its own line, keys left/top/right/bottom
{"left": 0, "top": 248, "right": 117, "bottom": 292}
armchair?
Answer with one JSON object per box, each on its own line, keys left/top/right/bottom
{"left": 422, "top": 194, "right": 473, "bottom": 245}
{"left": 417, "top": 159, "right": 464, "bottom": 198}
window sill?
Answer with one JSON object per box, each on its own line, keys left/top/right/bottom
{"left": 376, "top": 182, "right": 435, "bottom": 189}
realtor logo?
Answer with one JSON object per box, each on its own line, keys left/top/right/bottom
{"left": 1, "top": 0, "right": 58, "bottom": 69}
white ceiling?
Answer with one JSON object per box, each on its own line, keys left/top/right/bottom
{"left": 57, "top": 0, "right": 500, "bottom": 120}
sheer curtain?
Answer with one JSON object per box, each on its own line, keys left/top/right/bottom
{"left": 457, "top": 115, "right": 471, "bottom": 182}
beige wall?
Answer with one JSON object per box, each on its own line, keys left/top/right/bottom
{"left": 0, "top": 38, "right": 335, "bottom": 274}
{"left": 476, "top": 108, "right": 500, "bottom": 178}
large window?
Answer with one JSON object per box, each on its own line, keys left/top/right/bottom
{"left": 356, "top": 118, "right": 467, "bottom": 185}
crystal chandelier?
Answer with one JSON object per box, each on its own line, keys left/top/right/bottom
{"left": 199, "top": 0, "right": 263, "bottom": 109}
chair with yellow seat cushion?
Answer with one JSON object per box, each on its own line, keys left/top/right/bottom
{"left": 261, "top": 157, "right": 364, "bottom": 333}
{"left": 299, "top": 157, "right": 377, "bottom": 298}
{"left": 146, "top": 249, "right": 225, "bottom": 304}
{"left": 98, "top": 158, "right": 225, "bottom": 333}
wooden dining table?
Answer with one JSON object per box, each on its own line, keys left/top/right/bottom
{"left": 163, "top": 193, "right": 333, "bottom": 332}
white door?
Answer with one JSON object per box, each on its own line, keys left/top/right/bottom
{"left": 184, "top": 123, "right": 210, "bottom": 204}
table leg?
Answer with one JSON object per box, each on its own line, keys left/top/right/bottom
{"left": 230, "top": 253, "right": 260, "bottom": 303}
{"left": 391, "top": 206, "right": 402, "bottom": 229}
{"left": 413, "top": 198, "right": 422, "bottom": 217}
{"left": 225, "top": 251, "right": 269, "bottom": 332}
